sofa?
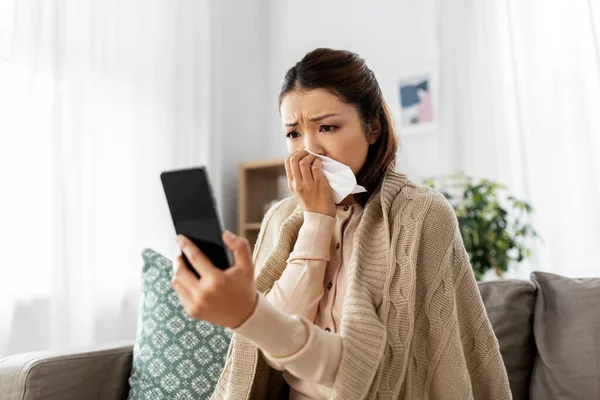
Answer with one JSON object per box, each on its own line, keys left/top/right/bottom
{"left": 1, "top": 271, "right": 598, "bottom": 400}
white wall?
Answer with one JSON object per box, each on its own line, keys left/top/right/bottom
{"left": 265, "top": 0, "right": 452, "bottom": 184}
{"left": 211, "top": 0, "right": 271, "bottom": 231}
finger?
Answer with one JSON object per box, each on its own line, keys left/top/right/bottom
{"left": 172, "top": 254, "right": 201, "bottom": 294}
{"left": 290, "top": 150, "right": 307, "bottom": 186}
{"left": 222, "top": 230, "right": 253, "bottom": 272}
{"left": 171, "top": 279, "right": 194, "bottom": 307}
{"left": 172, "top": 244, "right": 182, "bottom": 273}
{"left": 284, "top": 156, "right": 293, "bottom": 190}
{"left": 312, "top": 158, "right": 328, "bottom": 186}
{"left": 299, "top": 154, "right": 316, "bottom": 184}
{"left": 171, "top": 265, "right": 195, "bottom": 309}
{"left": 177, "top": 235, "right": 219, "bottom": 279}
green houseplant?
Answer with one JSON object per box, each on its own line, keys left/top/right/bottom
{"left": 424, "top": 171, "right": 541, "bottom": 281}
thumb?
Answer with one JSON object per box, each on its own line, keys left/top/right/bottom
{"left": 222, "top": 230, "right": 253, "bottom": 271}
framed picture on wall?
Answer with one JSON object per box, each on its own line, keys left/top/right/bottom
{"left": 397, "top": 70, "right": 437, "bottom": 136}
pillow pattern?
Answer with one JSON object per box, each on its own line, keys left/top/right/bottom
{"left": 127, "top": 248, "right": 231, "bottom": 400}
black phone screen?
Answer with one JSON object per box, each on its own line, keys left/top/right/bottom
{"left": 160, "top": 167, "right": 232, "bottom": 278}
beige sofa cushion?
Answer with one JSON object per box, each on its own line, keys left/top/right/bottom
{"left": 478, "top": 279, "right": 537, "bottom": 400}
{"left": 0, "top": 340, "right": 133, "bottom": 400}
{"left": 530, "top": 272, "right": 600, "bottom": 400}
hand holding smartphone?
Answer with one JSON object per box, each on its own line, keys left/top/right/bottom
{"left": 161, "top": 167, "right": 233, "bottom": 278}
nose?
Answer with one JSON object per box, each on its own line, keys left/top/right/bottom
{"left": 303, "top": 136, "right": 325, "bottom": 156}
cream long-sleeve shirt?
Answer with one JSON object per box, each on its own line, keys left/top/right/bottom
{"left": 229, "top": 202, "right": 363, "bottom": 400}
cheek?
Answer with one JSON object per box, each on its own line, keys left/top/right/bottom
{"left": 332, "top": 136, "right": 369, "bottom": 175}
{"left": 347, "top": 147, "right": 369, "bottom": 175}
{"left": 286, "top": 140, "right": 303, "bottom": 154}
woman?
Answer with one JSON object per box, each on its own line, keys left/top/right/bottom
{"left": 171, "top": 48, "right": 512, "bottom": 399}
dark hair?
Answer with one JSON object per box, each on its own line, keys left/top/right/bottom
{"left": 279, "top": 48, "right": 400, "bottom": 207}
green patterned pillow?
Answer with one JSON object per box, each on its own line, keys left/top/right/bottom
{"left": 127, "top": 248, "right": 232, "bottom": 400}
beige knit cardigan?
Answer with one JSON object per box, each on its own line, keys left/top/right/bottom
{"left": 212, "top": 166, "right": 512, "bottom": 400}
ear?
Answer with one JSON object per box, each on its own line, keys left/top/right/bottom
{"left": 368, "top": 116, "right": 382, "bottom": 144}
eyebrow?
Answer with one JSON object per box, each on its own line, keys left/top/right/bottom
{"left": 284, "top": 113, "right": 341, "bottom": 127}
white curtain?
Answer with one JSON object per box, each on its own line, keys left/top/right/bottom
{"left": 436, "top": 0, "right": 600, "bottom": 280}
{"left": 0, "top": 0, "right": 213, "bottom": 358}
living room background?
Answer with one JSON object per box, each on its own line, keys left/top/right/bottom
{"left": 0, "top": 0, "right": 598, "bottom": 363}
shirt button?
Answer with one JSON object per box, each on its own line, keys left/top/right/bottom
{"left": 335, "top": 242, "right": 340, "bottom": 250}
{"left": 325, "top": 328, "right": 331, "bottom": 332}
{"left": 327, "top": 282, "right": 332, "bottom": 289}
{"left": 343, "top": 205, "right": 349, "bottom": 211}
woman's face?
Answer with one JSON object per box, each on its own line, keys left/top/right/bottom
{"left": 280, "top": 88, "right": 377, "bottom": 175}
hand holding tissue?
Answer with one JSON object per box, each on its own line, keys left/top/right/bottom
{"left": 304, "top": 149, "right": 367, "bottom": 204}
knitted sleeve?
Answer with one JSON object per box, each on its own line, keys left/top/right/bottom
{"left": 450, "top": 221, "right": 512, "bottom": 398}
{"left": 403, "top": 190, "right": 511, "bottom": 399}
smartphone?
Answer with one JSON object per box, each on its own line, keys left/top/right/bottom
{"left": 160, "top": 167, "right": 233, "bottom": 279}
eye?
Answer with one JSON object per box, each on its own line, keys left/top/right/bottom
{"left": 286, "top": 130, "right": 300, "bottom": 139}
{"left": 319, "top": 125, "right": 337, "bottom": 133}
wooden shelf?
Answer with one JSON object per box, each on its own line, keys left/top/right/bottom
{"left": 240, "top": 157, "right": 286, "bottom": 170}
{"left": 238, "top": 158, "right": 289, "bottom": 250}
{"left": 245, "top": 222, "right": 263, "bottom": 230}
